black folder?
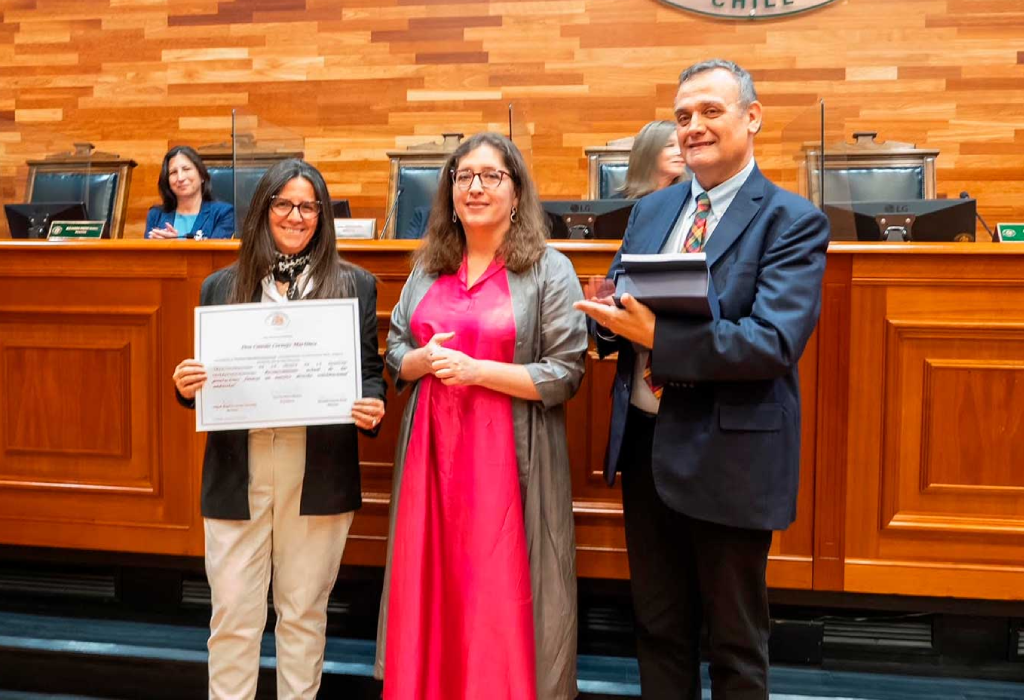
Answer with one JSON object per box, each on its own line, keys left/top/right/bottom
{"left": 613, "top": 253, "right": 720, "bottom": 319}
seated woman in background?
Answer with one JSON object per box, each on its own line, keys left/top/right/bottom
{"left": 376, "top": 132, "right": 587, "bottom": 700}
{"left": 146, "top": 145, "right": 235, "bottom": 239}
{"left": 171, "top": 159, "right": 386, "bottom": 699}
{"left": 616, "top": 119, "right": 686, "bottom": 199}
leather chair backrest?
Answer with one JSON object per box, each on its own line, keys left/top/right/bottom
{"left": 806, "top": 132, "right": 938, "bottom": 206}
{"left": 585, "top": 139, "right": 632, "bottom": 199}
{"left": 207, "top": 165, "right": 268, "bottom": 211}
{"left": 395, "top": 166, "right": 443, "bottom": 239}
{"left": 822, "top": 166, "right": 924, "bottom": 202}
{"left": 384, "top": 133, "right": 463, "bottom": 238}
{"left": 25, "top": 145, "right": 136, "bottom": 238}
{"left": 599, "top": 163, "right": 630, "bottom": 199}
{"left": 30, "top": 172, "right": 118, "bottom": 231}
{"left": 208, "top": 166, "right": 235, "bottom": 205}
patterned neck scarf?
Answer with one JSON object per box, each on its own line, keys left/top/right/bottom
{"left": 271, "top": 243, "right": 314, "bottom": 300}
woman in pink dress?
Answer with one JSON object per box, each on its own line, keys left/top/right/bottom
{"left": 375, "top": 132, "right": 588, "bottom": 700}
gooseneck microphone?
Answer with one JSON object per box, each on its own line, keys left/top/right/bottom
{"left": 961, "top": 191, "right": 995, "bottom": 240}
{"left": 380, "top": 187, "right": 403, "bottom": 240}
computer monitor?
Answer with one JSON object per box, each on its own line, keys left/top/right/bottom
{"left": 824, "top": 199, "right": 977, "bottom": 242}
{"left": 5, "top": 201, "right": 90, "bottom": 240}
{"left": 542, "top": 199, "right": 636, "bottom": 240}
{"left": 331, "top": 199, "right": 351, "bottom": 219}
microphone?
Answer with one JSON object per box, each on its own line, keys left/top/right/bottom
{"left": 961, "top": 191, "right": 994, "bottom": 240}
{"left": 380, "top": 187, "right": 403, "bottom": 240}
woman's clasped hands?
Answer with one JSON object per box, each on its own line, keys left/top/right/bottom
{"left": 424, "top": 331, "right": 481, "bottom": 387}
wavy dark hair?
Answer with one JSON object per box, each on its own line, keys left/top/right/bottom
{"left": 158, "top": 145, "right": 214, "bottom": 212}
{"left": 415, "top": 132, "right": 547, "bottom": 276}
{"left": 229, "top": 159, "right": 356, "bottom": 304}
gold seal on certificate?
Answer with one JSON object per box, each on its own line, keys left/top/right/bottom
{"left": 194, "top": 299, "right": 362, "bottom": 432}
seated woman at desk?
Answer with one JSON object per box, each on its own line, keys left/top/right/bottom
{"left": 146, "top": 145, "right": 235, "bottom": 239}
{"left": 616, "top": 120, "right": 686, "bottom": 199}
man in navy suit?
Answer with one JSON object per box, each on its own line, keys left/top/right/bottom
{"left": 575, "top": 59, "right": 830, "bottom": 699}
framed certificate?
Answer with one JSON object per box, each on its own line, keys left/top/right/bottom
{"left": 194, "top": 299, "right": 362, "bottom": 432}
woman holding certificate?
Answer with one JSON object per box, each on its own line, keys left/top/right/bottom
{"left": 171, "top": 159, "right": 386, "bottom": 700}
{"left": 376, "top": 132, "right": 588, "bottom": 700}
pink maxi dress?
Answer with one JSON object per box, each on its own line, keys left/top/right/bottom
{"left": 383, "top": 257, "right": 537, "bottom": 700}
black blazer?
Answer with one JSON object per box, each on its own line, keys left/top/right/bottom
{"left": 178, "top": 264, "right": 387, "bottom": 519}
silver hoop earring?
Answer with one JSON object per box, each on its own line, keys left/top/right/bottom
{"left": 452, "top": 210, "right": 458, "bottom": 223}
{"left": 510, "top": 206, "right": 517, "bottom": 223}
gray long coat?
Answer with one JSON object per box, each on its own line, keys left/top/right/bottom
{"left": 374, "top": 246, "right": 587, "bottom": 700}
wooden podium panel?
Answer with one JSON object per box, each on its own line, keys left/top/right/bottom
{"left": 0, "top": 243, "right": 205, "bottom": 555}
{"left": 1, "top": 240, "right": 1022, "bottom": 602}
{"left": 842, "top": 247, "right": 1024, "bottom": 600}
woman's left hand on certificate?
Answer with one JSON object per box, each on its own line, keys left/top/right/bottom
{"left": 351, "top": 397, "right": 386, "bottom": 430}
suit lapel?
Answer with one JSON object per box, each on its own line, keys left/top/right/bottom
{"left": 641, "top": 185, "right": 691, "bottom": 254}
{"left": 191, "top": 202, "right": 212, "bottom": 237}
{"left": 703, "top": 166, "right": 767, "bottom": 269}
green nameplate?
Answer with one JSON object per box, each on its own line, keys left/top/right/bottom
{"left": 996, "top": 223, "right": 1024, "bottom": 243}
{"left": 47, "top": 220, "right": 105, "bottom": 240}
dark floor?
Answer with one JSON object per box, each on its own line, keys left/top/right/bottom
{"left": 1, "top": 611, "right": 1023, "bottom": 699}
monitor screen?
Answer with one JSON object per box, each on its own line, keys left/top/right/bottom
{"left": 542, "top": 199, "right": 636, "bottom": 240}
{"left": 824, "top": 199, "right": 977, "bottom": 242}
{"left": 331, "top": 199, "right": 351, "bottom": 219}
{"left": 5, "top": 201, "right": 90, "bottom": 240}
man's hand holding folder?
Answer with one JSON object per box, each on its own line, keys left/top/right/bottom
{"left": 574, "top": 275, "right": 656, "bottom": 349}
{"left": 574, "top": 252, "right": 720, "bottom": 349}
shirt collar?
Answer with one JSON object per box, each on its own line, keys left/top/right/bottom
{"left": 689, "top": 157, "right": 756, "bottom": 218}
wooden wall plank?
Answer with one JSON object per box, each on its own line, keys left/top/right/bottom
{"left": 2, "top": 0, "right": 1023, "bottom": 238}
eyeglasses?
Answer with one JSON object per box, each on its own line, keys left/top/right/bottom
{"left": 270, "top": 197, "right": 322, "bottom": 219}
{"left": 451, "top": 168, "right": 511, "bottom": 191}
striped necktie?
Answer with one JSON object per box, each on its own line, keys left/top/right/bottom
{"left": 683, "top": 191, "right": 711, "bottom": 252}
{"left": 642, "top": 192, "right": 714, "bottom": 400}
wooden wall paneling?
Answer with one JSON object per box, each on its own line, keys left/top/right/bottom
{"left": 4, "top": 1, "right": 1024, "bottom": 238}
{"left": 844, "top": 248, "right": 1024, "bottom": 600}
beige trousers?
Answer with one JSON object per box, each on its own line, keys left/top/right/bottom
{"left": 204, "top": 427, "right": 354, "bottom": 700}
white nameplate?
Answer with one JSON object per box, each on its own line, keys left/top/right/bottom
{"left": 334, "top": 218, "right": 376, "bottom": 239}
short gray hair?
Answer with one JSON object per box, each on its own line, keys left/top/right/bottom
{"left": 678, "top": 59, "right": 758, "bottom": 107}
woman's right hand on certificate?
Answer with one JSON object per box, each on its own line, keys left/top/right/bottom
{"left": 173, "top": 359, "right": 207, "bottom": 399}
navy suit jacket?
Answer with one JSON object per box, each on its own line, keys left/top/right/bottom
{"left": 596, "top": 165, "right": 830, "bottom": 531}
{"left": 145, "top": 200, "right": 235, "bottom": 239}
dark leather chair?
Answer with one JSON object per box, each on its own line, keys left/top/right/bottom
{"left": 197, "top": 142, "right": 303, "bottom": 230}
{"left": 585, "top": 137, "right": 633, "bottom": 199}
{"left": 384, "top": 133, "right": 463, "bottom": 239}
{"left": 26, "top": 143, "right": 137, "bottom": 238}
{"left": 804, "top": 132, "right": 938, "bottom": 205}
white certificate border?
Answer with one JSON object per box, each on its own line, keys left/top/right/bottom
{"left": 194, "top": 298, "right": 362, "bottom": 431}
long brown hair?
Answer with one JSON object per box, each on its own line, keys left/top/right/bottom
{"left": 229, "top": 159, "right": 356, "bottom": 304}
{"left": 618, "top": 120, "right": 684, "bottom": 199}
{"left": 415, "top": 132, "right": 547, "bottom": 276}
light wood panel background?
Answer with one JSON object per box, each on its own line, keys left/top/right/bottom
{"left": 2, "top": 0, "right": 1023, "bottom": 238}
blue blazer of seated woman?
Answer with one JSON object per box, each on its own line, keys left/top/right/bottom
{"left": 146, "top": 145, "right": 236, "bottom": 239}
{"left": 145, "top": 200, "right": 235, "bottom": 239}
